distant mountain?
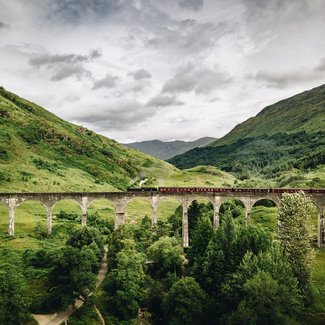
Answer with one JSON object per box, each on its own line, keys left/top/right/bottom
{"left": 124, "top": 137, "right": 216, "bottom": 160}
{"left": 168, "top": 84, "right": 325, "bottom": 187}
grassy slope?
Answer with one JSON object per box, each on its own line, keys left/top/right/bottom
{"left": 0, "top": 87, "right": 177, "bottom": 192}
{"left": 0, "top": 87, "right": 237, "bottom": 192}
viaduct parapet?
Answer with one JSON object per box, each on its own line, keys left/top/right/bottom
{"left": 0, "top": 190, "right": 324, "bottom": 248}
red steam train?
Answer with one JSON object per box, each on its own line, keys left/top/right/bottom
{"left": 127, "top": 187, "right": 325, "bottom": 194}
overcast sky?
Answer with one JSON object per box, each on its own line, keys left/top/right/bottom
{"left": 0, "top": 0, "right": 324, "bottom": 143}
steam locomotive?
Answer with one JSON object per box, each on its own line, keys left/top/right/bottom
{"left": 127, "top": 187, "right": 325, "bottom": 194}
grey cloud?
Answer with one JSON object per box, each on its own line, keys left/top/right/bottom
{"left": 74, "top": 100, "right": 155, "bottom": 130}
{"left": 29, "top": 49, "right": 101, "bottom": 81}
{"left": 146, "top": 95, "right": 184, "bottom": 107}
{"left": 0, "top": 21, "right": 9, "bottom": 29}
{"left": 132, "top": 84, "right": 145, "bottom": 92}
{"left": 252, "top": 63, "right": 325, "bottom": 88}
{"left": 178, "top": 0, "right": 204, "bottom": 11}
{"left": 29, "top": 49, "right": 101, "bottom": 67}
{"left": 209, "top": 97, "right": 220, "bottom": 102}
{"left": 146, "top": 19, "right": 227, "bottom": 55}
{"left": 315, "top": 58, "right": 325, "bottom": 72}
{"left": 64, "top": 95, "right": 80, "bottom": 102}
{"left": 51, "top": 65, "right": 91, "bottom": 81}
{"left": 46, "top": 0, "right": 124, "bottom": 23}
{"left": 162, "top": 62, "right": 232, "bottom": 94}
{"left": 128, "top": 69, "right": 152, "bottom": 80}
{"left": 93, "top": 73, "right": 119, "bottom": 90}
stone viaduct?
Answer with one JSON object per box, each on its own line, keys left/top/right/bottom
{"left": 0, "top": 190, "right": 324, "bottom": 248}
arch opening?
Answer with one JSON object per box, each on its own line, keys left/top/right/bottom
{"left": 157, "top": 198, "right": 183, "bottom": 239}
{"left": 187, "top": 199, "right": 214, "bottom": 241}
{"left": 87, "top": 199, "right": 115, "bottom": 233}
{"left": 125, "top": 198, "right": 153, "bottom": 225}
{"left": 52, "top": 199, "right": 82, "bottom": 236}
{"left": 251, "top": 199, "right": 278, "bottom": 236}
{"left": 321, "top": 207, "right": 325, "bottom": 247}
{"left": 219, "top": 199, "right": 246, "bottom": 224}
{"left": 0, "top": 202, "right": 8, "bottom": 237}
{"left": 307, "top": 201, "right": 319, "bottom": 247}
{"left": 15, "top": 200, "right": 47, "bottom": 237}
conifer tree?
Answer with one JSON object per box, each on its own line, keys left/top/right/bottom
{"left": 277, "top": 191, "right": 315, "bottom": 303}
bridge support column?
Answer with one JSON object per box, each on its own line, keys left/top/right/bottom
{"left": 47, "top": 206, "right": 53, "bottom": 236}
{"left": 8, "top": 198, "right": 16, "bottom": 236}
{"left": 213, "top": 205, "right": 220, "bottom": 229}
{"left": 318, "top": 208, "right": 324, "bottom": 248}
{"left": 152, "top": 206, "right": 158, "bottom": 226}
{"left": 182, "top": 205, "right": 189, "bottom": 248}
{"left": 246, "top": 208, "right": 251, "bottom": 224}
{"left": 152, "top": 196, "right": 158, "bottom": 226}
{"left": 81, "top": 196, "right": 88, "bottom": 226}
{"left": 115, "top": 201, "right": 126, "bottom": 229}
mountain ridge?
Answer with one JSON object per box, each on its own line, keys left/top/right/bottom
{"left": 124, "top": 137, "right": 216, "bottom": 160}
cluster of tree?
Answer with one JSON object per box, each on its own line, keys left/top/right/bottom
{"left": 0, "top": 193, "right": 316, "bottom": 324}
{"left": 0, "top": 211, "right": 112, "bottom": 324}
{"left": 23, "top": 226, "right": 104, "bottom": 312}
{"left": 97, "top": 192, "right": 315, "bottom": 324}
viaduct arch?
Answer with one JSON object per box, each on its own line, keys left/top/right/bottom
{"left": 0, "top": 190, "right": 324, "bottom": 248}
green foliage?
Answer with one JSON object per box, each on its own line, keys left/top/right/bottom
{"left": 222, "top": 246, "right": 302, "bottom": 324}
{"left": 200, "top": 214, "right": 271, "bottom": 296}
{"left": 162, "top": 277, "right": 208, "bottom": 325}
{"left": 87, "top": 212, "right": 114, "bottom": 235}
{"left": 168, "top": 206, "right": 182, "bottom": 236}
{"left": 68, "top": 299, "right": 101, "bottom": 325}
{"left": 277, "top": 192, "right": 315, "bottom": 304}
{"left": 45, "top": 245, "right": 97, "bottom": 309}
{"left": 56, "top": 210, "right": 80, "bottom": 221}
{"left": 22, "top": 226, "right": 103, "bottom": 312}
{"left": 219, "top": 199, "right": 245, "bottom": 221}
{"left": 107, "top": 225, "right": 135, "bottom": 269}
{"left": 67, "top": 226, "right": 104, "bottom": 256}
{"left": 188, "top": 200, "right": 201, "bottom": 232}
{"left": 147, "top": 236, "right": 184, "bottom": 279}
{"left": 103, "top": 239, "right": 146, "bottom": 320}
{"left": 0, "top": 263, "right": 31, "bottom": 325}
{"left": 187, "top": 216, "right": 214, "bottom": 283}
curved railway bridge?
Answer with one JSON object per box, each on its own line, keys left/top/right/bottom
{"left": 0, "top": 187, "right": 324, "bottom": 248}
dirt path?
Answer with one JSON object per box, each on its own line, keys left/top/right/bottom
{"left": 94, "top": 305, "right": 105, "bottom": 325}
{"left": 33, "top": 245, "right": 108, "bottom": 325}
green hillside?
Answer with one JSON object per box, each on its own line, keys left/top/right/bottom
{"left": 124, "top": 137, "right": 216, "bottom": 160}
{"left": 0, "top": 87, "right": 236, "bottom": 192}
{"left": 0, "top": 86, "right": 178, "bottom": 192}
{"left": 212, "top": 84, "right": 325, "bottom": 146}
{"left": 169, "top": 85, "right": 325, "bottom": 186}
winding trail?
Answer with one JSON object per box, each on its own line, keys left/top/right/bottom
{"left": 33, "top": 245, "right": 108, "bottom": 325}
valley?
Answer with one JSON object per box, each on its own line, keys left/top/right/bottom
{"left": 0, "top": 85, "right": 324, "bottom": 324}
